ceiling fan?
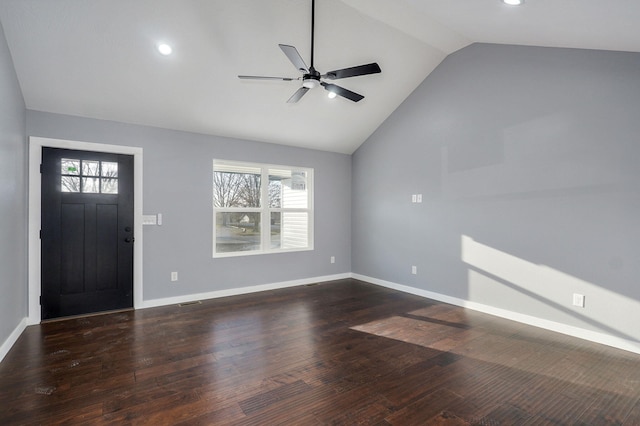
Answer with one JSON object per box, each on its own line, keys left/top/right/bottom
{"left": 238, "top": 0, "right": 381, "bottom": 103}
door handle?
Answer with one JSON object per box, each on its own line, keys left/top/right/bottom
{"left": 125, "top": 237, "right": 135, "bottom": 243}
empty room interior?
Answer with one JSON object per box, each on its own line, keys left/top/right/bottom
{"left": 1, "top": 0, "right": 640, "bottom": 424}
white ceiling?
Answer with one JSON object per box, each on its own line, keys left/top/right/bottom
{"left": 1, "top": 0, "right": 639, "bottom": 154}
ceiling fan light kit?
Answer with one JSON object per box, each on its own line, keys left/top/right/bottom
{"left": 238, "top": 0, "right": 381, "bottom": 103}
{"left": 302, "top": 79, "right": 320, "bottom": 89}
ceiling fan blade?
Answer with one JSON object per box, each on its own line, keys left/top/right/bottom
{"left": 287, "top": 87, "right": 310, "bottom": 103}
{"left": 321, "top": 82, "right": 364, "bottom": 102}
{"left": 279, "top": 44, "right": 310, "bottom": 73}
{"left": 323, "top": 63, "right": 381, "bottom": 80}
{"left": 238, "top": 75, "right": 298, "bottom": 81}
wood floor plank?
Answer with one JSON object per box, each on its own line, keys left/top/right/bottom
{"left": 623, "top": 398, "right": 640, "bottom": 424}
{"left": 576, "top": 390, "right": 639, "bottom": 425}
{"left": 478, "top": 403, "right": 532, "bottom": 424}
{"left": 385, "top": 389, "right": 464, "bottom": 425}
{"left": 1, "top": 279, "right": 639, "bottom": 424}
{"left": 238, "top": 380, "right": 312, "bottom": 415}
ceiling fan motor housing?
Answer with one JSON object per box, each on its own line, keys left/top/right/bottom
{"left": 302, "top": 68, "right": 321, "bottom": 89}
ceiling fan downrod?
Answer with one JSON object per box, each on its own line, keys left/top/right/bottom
{"left": 310, "top": 0, "right": 315, "bottom": 70}
{"left": 302, "top": 0, "right": 320, "bottom": 89}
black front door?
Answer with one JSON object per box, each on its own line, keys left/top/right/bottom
{"left": 41, "top": 147, "right": 134, "bottom": 320}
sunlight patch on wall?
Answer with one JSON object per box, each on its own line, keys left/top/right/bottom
{"left": 460, "top": 235, "right": 640, "bottom": 341}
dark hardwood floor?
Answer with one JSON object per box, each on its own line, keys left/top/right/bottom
{"left": 1, "top": 279, "right": 639, "bottom": 425}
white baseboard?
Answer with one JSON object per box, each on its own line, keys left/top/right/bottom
{"left": 352, "top": 273, "right": 640, "bottom": 355}
{"left": 141, "top": 273, "right": 352, "bottom": 309}
{"left": 0, "top": 318, "right": 27, "bottom": 363}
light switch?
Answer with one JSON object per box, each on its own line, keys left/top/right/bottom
{"left": 142, "top": 215, "right": 157, "bottom": 225}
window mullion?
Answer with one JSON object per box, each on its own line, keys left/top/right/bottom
{"left": 216, "top": 207, "right": 262, "bottom": 213}
{"left": 261, "top": 167, "right": 269, "bottom": 251}
{"left": 270, "top": 208, "right": 308, "bottom": 213}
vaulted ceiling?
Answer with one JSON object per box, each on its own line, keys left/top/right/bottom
{"left": 1, "top": 0, "right": 639, "bottom": 154}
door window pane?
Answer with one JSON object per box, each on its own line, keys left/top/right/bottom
{"left": 82, "top": 177, "right": 100, "bottom": 193}
{"left": 83, "top": 160, "right": 100, "bottom": 176}
{"left": 101, "top": 161, "right": 118, "bottom": 177}
{"left": 61, "top": 176, "right": 80, "bottom": 192}
{"left": 61, "top": 159, "right": 80, "bottom": 175}
{"left": 101, "top": 178, "right": 118, "bottom": 194}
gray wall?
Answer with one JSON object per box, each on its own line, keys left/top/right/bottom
{"left": 27, "top": 111, "right": 351, "bottom": 301}
{"left": 0, "top": 21, "right": 27, "bottom": 345}
{"left": 353, "top": 43, "right": 640, "bottom": 343}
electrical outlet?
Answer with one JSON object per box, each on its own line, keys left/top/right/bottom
{"left": 416, "top": 194, "right": 422, "bottom": 203}
{"left": 411, "top": 265, "right": 417, "bottom": 275}
{"left": 171, "top": 271, "right": 178, "bottom": 282}
{"left": 572, "top": 293, "right": 585, "bottom": 307}
{"left": 330, "top": 256, "right": 335, "bottom": 264}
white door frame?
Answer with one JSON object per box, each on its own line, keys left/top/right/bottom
{"left": 28, "top": 137, "right": 143, "bottom": 324}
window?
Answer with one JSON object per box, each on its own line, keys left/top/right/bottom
{"left": 213, "top": 160, "right": 313, "bottom": 257}
{"left": 61, "top": 158, "right": 118, "bottom": 194}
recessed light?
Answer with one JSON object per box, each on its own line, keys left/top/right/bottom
{"left": 327, "top": 91, "right": 337, "bottom": 99}
{"left": 502, "top": 0, "right": 524, "bottom": 5}
{"left": 157, "top": 43, "right": 172, "bottom": 56}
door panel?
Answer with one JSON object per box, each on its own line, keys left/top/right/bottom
{"left": 96, "top": 204, "right": 119, "bottom": 291}
{"left": 41, "top": 147, "right": 134, "bottom": 320}
{"left": 60, "top": 203, "right": 85, "bottom": 294}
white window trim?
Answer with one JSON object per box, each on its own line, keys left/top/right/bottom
{"left": 212, "top": 159, "right": 314, "bottom": 258}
